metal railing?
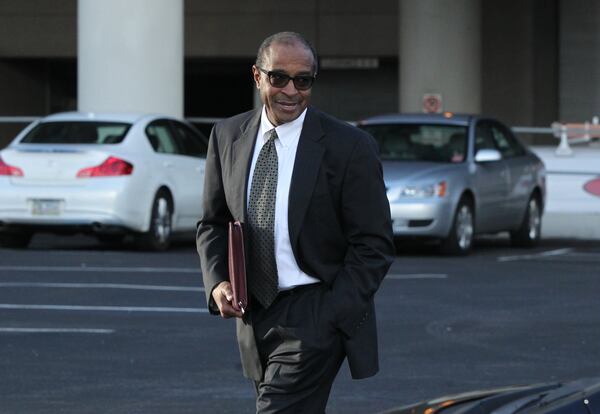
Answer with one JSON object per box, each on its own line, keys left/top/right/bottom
{"left": 0, "top": 116, "right": 42, "bottom": 123}
{"left": 511, "top": 126, "right": 553, "bottom": 135}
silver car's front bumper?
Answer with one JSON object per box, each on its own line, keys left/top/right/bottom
{"left": 389, "top": 198, "right": 455, "bottom": 238}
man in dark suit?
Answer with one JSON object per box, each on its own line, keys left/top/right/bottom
{"left": 197, "top": 31, "right": 394, "bottom": 413}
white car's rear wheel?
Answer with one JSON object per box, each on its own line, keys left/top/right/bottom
{"left": 136, "top": 191, "right": 173, "bottom": 251}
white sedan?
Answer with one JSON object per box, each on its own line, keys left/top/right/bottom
{"left": 0, "top": 112, "right": 207, "bottom": 250}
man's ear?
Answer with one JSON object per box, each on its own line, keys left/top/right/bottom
{"left": 251, "top": 65, "right": 261, "bottom": 89}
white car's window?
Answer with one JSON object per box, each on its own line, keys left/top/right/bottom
{"left": 171, "top": 121, "right": 208, "bottom": 158}
{"left": 21, "top": 122, "right": 131, "bottom": 144}
{"left": 146, "top": 122, "right": 179, "bottom": 154}
{"left": 360, "top": 124, "right": 468, "bottom": 163}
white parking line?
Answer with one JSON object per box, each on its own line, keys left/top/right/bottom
{"left": 497, "top": 248, "right": 573, "bottom": 262}
{"left": 387, "top": 273, "right": 448, "bottom": 280}
{"left": 0, "top": 282, "right": 204, "bottom": 292}
{"left": 0, "top": 304, "right": 209, "bottom": 313}
{"left": 0, "top": 265, "right": 198, "bottom": 273}
{"left": 0, "top": 327, "right": 114, "bottom": 334}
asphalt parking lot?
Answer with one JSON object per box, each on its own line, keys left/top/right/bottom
{"left": 0, "top": 234, "right": 599, "bottom": 413}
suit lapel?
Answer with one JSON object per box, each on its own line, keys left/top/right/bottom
{"left": 231, "top": 110, "right": 261, "bottom": 222}
{"left": 288, "top": 108, "right": 325, "bottom": 247}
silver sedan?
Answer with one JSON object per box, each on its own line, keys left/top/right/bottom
{"left": 357, "top": 113, "right": 546, "bottom": 255}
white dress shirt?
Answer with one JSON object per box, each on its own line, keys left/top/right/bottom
{"left": 247, "top": 106, "right": 320, "bottom": 290}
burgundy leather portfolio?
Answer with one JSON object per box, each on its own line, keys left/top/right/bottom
{"left": 228, "top": 221, "right": 248, "bottom": 313}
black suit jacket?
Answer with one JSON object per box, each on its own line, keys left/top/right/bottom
{"left": 197, "top": 106, "right": 394, "bottom": 380}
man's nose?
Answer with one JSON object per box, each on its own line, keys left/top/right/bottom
{"left": 280, "top": 79, "right": 299, "bottom": 95}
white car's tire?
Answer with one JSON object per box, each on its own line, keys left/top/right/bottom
{"left": 136, "top": 190, "right": 173, "bottom": 251}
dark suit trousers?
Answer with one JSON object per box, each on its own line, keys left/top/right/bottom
{"left": 251, "top": 283, "right": 345, "bottom": 414}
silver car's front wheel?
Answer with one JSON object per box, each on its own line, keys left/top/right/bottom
{"left": 441, "top": 199, "right": 474, "bottom": 255}
{"left": 510, "top": 194, "right": 542, "bottom": 247}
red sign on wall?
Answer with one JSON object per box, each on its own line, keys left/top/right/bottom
{"left": 423, "top": 94, "right": 443, "bottom": 113}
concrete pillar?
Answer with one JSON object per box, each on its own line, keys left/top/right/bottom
{"left": 559, "top": 0, "right": 600, "bottom": 121}
{"left": 78, "top": 0, "right": 183, "bottom": 117}
{"left": 399, "top": 0, "right": 481, "bottom": 113}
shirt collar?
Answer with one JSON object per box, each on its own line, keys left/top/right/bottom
{"left": 259, "top": 106, "right": 307, "bottom": 148}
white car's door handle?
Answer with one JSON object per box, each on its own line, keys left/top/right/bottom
{"left": 163, "top": 161, "right": 173, "bottom": 168}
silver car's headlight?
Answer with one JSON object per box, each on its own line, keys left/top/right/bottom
{"left": 389, "top": 181, "right": 447, "bottom": 201}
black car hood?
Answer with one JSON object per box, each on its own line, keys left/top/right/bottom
{"left": 378, "top": 378, "right": 600, "bottom": 414}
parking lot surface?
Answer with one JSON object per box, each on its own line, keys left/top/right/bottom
{"left": 1, "top": 235, "right": 599, "bottom": 413}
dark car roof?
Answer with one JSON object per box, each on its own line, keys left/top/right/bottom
{"left": 357, "top": 113, "right": 475, "bottom": 126}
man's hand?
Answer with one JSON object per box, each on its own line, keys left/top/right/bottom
{"left": 211, "top": 281, "right": 243, "bottom": 319}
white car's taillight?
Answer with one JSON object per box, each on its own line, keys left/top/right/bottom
{"left": 77, "top": 156, "right": 133, "bottom": 178}
{"left": 0, "top": 156, "right": 24, "bottom": 177}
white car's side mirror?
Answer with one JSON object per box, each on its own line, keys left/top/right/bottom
{"left": 475, "top": 149, "right": 502, "bottom": 163}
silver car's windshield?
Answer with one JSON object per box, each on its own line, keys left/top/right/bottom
{"left": 21, "top": 122, "right": 132, "bottom": 144}
{"left": 360, "top": 123, "right": 468, "bottom": 163}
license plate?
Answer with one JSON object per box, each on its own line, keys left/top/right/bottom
{"left": 31, "top": 199, "right": 62, "bottom": 216}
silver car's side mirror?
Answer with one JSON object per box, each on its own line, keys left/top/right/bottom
{"left": 475, "top": 149, "right": 502, "bottom": 163}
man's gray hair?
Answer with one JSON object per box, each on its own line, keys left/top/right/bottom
{"left": 255, "top": 32, "right": 318, "bottom": 74}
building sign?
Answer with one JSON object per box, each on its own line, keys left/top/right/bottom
{"left": 423, "top": 94, "right": 443, "bottom": 113}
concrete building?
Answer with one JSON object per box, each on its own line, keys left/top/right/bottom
{"left": 0, "top": 0, "right": 597, "bottom": 147}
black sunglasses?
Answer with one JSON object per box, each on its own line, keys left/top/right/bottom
{"left": 257, "top": 67, "right": 316, "bottom": 91}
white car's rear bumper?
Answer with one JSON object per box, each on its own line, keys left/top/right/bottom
{"left": 0, "top": 177, "right": 147, "bottom": 232}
